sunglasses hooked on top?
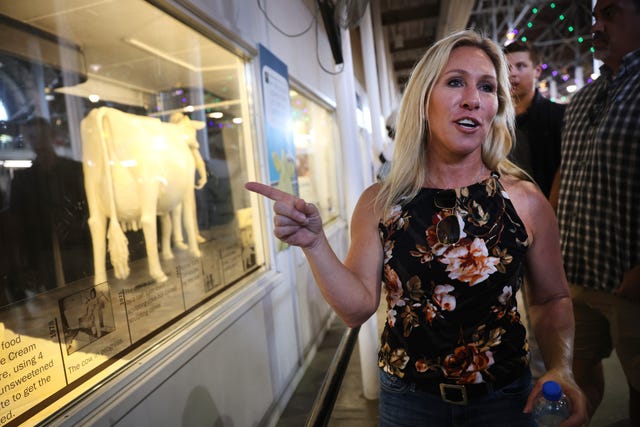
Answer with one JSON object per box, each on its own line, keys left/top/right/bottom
{"left": 434, "top": 189, "right": 465, "bottom": 245}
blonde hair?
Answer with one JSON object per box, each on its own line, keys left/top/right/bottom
{"left": 376, "top": 29, "right": 528, "bottom": 216}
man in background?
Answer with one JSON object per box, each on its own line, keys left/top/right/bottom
{"left": 504, "top": 41, "right": 565, "bottom": 198}
{"left": 554, "top": 0, "right": 640, "bottom": 422}
{"left": 9, "top": 117, "right": 90, "bottom": 293}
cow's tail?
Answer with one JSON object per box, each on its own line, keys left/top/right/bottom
{"left": 96, "top": 108, "right": 129, "bottom": 275}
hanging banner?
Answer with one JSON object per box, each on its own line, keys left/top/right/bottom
{"left": 258, "top": 44, "right": 298, "bottom": 196}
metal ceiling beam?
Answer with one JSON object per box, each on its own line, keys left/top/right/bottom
{"left": 393, "top": 58, "right": 420, "bottom": 71}
{"left": 468, "top": 0, "right": 532, "bottom": 41}
{"left": 388, "top": 35, "right": 435, "bottom": 52}
{"left": 381, "top": 3, "right": 440, "bottom": 25}
{"left": 379, "top": 0, "right": 593, "bottom": 93}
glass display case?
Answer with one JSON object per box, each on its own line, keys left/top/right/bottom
{"left": 0, "top": 1, "right": 263, "bottom": 424}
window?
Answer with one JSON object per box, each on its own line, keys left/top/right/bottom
{"left": 0, "top": 1, "right": 262, "bottom": 423}
{"left": 290, "top": 90, "right": 340, "bottom": 224}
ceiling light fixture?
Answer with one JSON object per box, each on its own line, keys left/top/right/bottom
{"left": 125, "top": 38, "right": 236, "bottom": 73}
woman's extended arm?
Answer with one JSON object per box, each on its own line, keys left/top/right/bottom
{"left": 245, "top": 182, "right": 383, "bottom": 327}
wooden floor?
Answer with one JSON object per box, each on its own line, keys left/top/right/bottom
{"left": 276, "top": 318, "right": 378, "bottom": 427}
{"left": 277, "top": 317, "right": 631, "bottom": 427}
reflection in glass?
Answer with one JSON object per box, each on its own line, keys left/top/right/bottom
{"left": 0, "top": 1, "right": 263, "bottom": 423}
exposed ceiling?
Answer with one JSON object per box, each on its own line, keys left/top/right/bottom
{"left": 2, "top": 0, "right": 595, "bottom": 111}
{"left": 376, "top": 0, "right": 594, "bottom": 96}
{"left": 0, "top": 0, "right": 243, "bottom": 113}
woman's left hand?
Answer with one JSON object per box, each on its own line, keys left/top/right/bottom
{"left": 523, "top": 369, "right": 589, "bottom": 427}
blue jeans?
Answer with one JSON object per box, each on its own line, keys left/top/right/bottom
{"left": 378, "top": 369, "right": 534, "bottom": 427}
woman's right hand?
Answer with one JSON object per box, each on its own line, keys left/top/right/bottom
{"left": 245, "top": 182, "right": 324, "bottom": 249}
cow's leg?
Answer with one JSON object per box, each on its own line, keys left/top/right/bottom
{"left": 171, "top": 204, "right": 188, "bottom": 250}
{"left": 182, "top": 190, "right": 201, "bottom": 258}
{"left": 140, "top": 183, "right": 167, "bottom": 282}
{"left": 192, "top": 199, "right": 206, "bottom": 243}
{"left": 86, "top": 180, "right": 108, "bottom": 284}
{"left": 160, "top": 213, "right": 174, "bottom": 260}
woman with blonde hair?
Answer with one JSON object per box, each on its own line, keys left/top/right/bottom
{"left": 246, "top": 30, "right": 587, "bottom": 426}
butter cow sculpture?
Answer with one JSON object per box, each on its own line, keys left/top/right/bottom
{"left": 81, "top": 107, "right": 207, "bottom": 285}
{"left": 161, "top": 112, "right": 207, "bottom": 256}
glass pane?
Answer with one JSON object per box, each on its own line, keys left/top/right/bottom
{"left": 0, "top": 1, "right": 262, "bottom": 422}
{"left": 290, "top": 91, "right": 340, "bottom": 223}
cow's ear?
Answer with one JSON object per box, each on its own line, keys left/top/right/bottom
{"left": 170, "top": 112, "right": 183, "bottom": 123}
{"left": 191, "top": 120, "right": 206, "bottom": 130}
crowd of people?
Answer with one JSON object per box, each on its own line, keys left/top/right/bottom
{"left": 247, "top": 0, "right": 639, "bottom": 425}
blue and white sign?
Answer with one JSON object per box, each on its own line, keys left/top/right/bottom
{"left": 258, "top": 44, "right": 298, "bottom": 196}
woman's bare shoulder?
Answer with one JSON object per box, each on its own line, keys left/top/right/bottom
{"left": 500, "top": 174, "right": 543, "bottom": 204}
{"left": 352, "top": 183, "right": 384, "bottom": 220}
{"left": 358, "top": 182, "right": 383, "bottom": 207}
{"left": 500, "top": 175, "right": 552, "bottom": 241}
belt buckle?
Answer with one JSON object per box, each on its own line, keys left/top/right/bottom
{"left": 439, "top": 383, "right": 468, "bottom": 405}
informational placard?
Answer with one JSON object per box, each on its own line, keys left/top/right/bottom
{"left": 176, "top": 256, "right": 205, "bottom": 309}
{"left": 58, "top": 282, "right": 129, "bottom": 383}
{"left": 0, "top": 239, "right": 252, "bottom": 425}
{"left": 120, "top": 279, "right": 184, "bottom": 343}
{"left": 237, "top": 208, "right": 257, "bottom": 273}
{"left": 0, "top": 280, "right": 130, "bottom": 424}
{"left": 219, "top": 244, "right": 244, "bottom": 284}
{"left": 190, "top": 240, "right": 223, "bottom": 307}
{"left": 258, "top": 44, "right": 298, "bottom": 196}
{"left": 0, "top": 326, "right": 66, "bottom": 425}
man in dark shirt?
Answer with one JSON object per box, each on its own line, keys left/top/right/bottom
{"left": 8, "top": 117, "right": 91, "bottom": 293}
{"left": 504, "top": 41, "right": 565, "bottom": 198}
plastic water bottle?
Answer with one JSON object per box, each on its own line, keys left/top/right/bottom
{"left": 533, "top": 381, "right": 571, "bottom": 427}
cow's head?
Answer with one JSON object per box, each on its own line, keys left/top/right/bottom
{"left": 169, "top": 112, "right": 205, "bottom": 131}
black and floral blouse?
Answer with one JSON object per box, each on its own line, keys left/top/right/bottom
{"left": 378, "top": 172, "right": 530, "bottom": 385}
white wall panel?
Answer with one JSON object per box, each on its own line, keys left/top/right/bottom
{"left": 114, "top": 299, "right": 276, "bottom": 426}
{"left": 182, "top": 0, "right": 337, "bottom": 106}
{"left": 82, "top": 275, "right": 306, "bottom": 426}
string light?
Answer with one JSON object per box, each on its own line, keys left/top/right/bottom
{"left": 515, "top": 3, "right": 583, "bottom": 42}
{"left": 506, "top": 1, "right": 593, "bottom": 98}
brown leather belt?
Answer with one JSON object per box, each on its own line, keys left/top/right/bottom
{"left": 415, "top": 381, "right": 492, "bottom": 405}
{"left": 413, "top": 371, "right": 527, "bottom": 405}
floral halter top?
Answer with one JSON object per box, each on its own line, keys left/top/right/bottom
{"left": 378, "top": 172, "right": 530, "bottom": 385}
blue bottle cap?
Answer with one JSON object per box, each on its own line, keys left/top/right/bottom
{"left": 542, "top": 380, "right": 563, "bottom": 401}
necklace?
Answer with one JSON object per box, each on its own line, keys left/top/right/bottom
{"left": 426, "top": 163, "right": 487, "bottom": 188}
{"left": 475, "top": 164, "right": 487, "bottom": 183}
